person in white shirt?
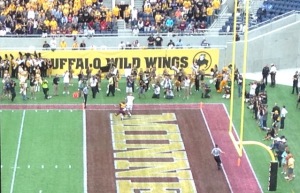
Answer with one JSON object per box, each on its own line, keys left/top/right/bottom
{"left": 63, "top": 70, "right": 70, "bottom": 94}
{"left": 118, "top": 41, "right": 126, "bottom": 50}
{"left": 280, "top": 105, "right": 288, "bottom": 130}
{"left": 90, "top": 76, "right": 98, "bottom": 98}
{"left": 132, "top": 25, "right": 139, "bottom": 36}
{"left": 126, "top": 93, "right": 135, "bottom": 116}
{"left": 270, "top": 64, "right": 277, "bottom": 87}
{"left": 50, "top": 37, "right": 57, "bottom": 51}
{"left": 183, "top": 75, "right": 191, "bottom": 99}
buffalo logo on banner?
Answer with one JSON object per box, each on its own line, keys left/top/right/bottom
{"left": 193, "top": 51, "right": 212, "bottom": 71}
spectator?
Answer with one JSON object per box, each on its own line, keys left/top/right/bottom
{"left": 165, "top": 17, "right": 174, "bottom": 32}
{"left": 175, "top": 39, "right": 183, "bottom": 49}
{"left": 60, "top": 39, "right": 67, "bottom": 50}
{"left": 80, "top": 40, "right": 86, "bottom": 50}
{"left": 118, "top": 41, "right": 126, "bottom": 50}
{"left": 137, "top": 18, "right": 144, "bottom": 32}
{"left": 131, "top": 18, "right": 138, "bottom": 28}
{"left": 201, "top": 37, "right": 210, "bottom": 47}
{"left": 147, "top": 34, "right": 155, "bottom": 49}
{"left": 131, "top": 7, "right": 138, "bottom": 20}
{"left": 50, "top": 37, "right": 57, "bottom": 51}
{"left": 212, "top": 0, "right": 221, "bottom": 16}
{"left": 132, "top": 40, "right": 140, "bottom": 49}
{"left": 167, "top": 39, "right": 175, "bottom": 49}
{"left": 144, "top": 17, "right": 151, "bottom": 33}
{"left": 155, "top": 34, "right": 163, "bottom": 48}
{"left": 132, "top": 25, "right": 139, "bottom": 36}
{"left": 42, "top": 41, "right": 50, "bottom": 50}
{"left": 72, "top": 40, "right": 79, "bottom": 50}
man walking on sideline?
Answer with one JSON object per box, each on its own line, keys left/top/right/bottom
{"left": 83, "top": 85, "right": 89, "bottom": 109}
{"left": 211, "top": 144, "right": 225, "bottom": 170}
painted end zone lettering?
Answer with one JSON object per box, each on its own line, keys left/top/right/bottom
{"left": 111, "top": 113, "right": 197, "bottom": 193}
{"left": 2, "top": 49, "right": 219, "bottom": 76}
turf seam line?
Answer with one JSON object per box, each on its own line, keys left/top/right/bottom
{"left": 9, "top": 110, "right": 26, "bottom": 193}
{"left": 82, "top": 110, "right": 88, "bottom": 193}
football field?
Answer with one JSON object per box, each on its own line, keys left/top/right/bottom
{"left": 1, "top": 110, "right": 84, "bottom": 193}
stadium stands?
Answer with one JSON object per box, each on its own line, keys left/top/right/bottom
{"left": 0, "top": 0, "right": 222, "bottom": 37}
{"left": 219, "top": 0, "right": 300, "bottom": 34}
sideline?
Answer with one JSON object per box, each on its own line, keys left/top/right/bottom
{"left": 82, "top": 109, "right": 88, "bottom": 193}
{"left": 9, "top": 110, "right": 26, "bottom": 193}
{"left": 222, "top": 104, "right": 264, "bottom": 193}
{"left": 200, "top": 107, "right": 233, "bottom": 193}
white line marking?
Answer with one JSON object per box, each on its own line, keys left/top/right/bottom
{"left": 200, "top": 107, "right": 234, "bottom": 193}
{"left": 10, "top": 110, "right": 26, "bottom": 193}
{"left": 222, "top": 104, "right": 264, "bottom": 193}
{"left": 83, "top": 109, "right": 87, "bottom": 193}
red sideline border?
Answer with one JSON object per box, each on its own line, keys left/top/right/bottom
{"left": 201, "top": 103, "right": 263, "bottom": 193}
{"left": 0, "top": 103, "right": 202, "bottom": 110}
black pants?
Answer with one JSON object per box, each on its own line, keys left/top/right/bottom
{"left": 91, "top": 86, "right": 97, "bottom": 98}
{"left": 11, "top": 91, "right": 16, "bottom": 102}
{"left": 195, "top": 80, "right": 200, "bottom": 91}
{"left": 83, "top": 94, "right": 88, "bottom": 107}
{"left": 292, "top": 81, "right": 298, "bottom": 94}
{"left": 43, "top": 88, "right": 49, "bottom": 99}
{"left": 107, "top": 85, "right": 115, "bottom": 96}
{"left": 214, "top": 156, "right": 222, "bottom": 169}
{"left": 277, "top": 151, "right": 283, "bottom": 167}
{"left": 280, "top": 117, "right": 285, "bottom": 129}
{"left": 263, "top": 75, "right": 268, "bottom": 85}
{"left": 270, "top": 73, "right": 276, "bottom": 86}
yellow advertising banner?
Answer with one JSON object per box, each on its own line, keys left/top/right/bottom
{"left": 2, "top": 49, "right": 219, "bottom": 76}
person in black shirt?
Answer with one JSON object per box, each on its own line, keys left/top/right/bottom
{"left": 80, "top": 40, "right": 86, "bottom": 50}
{"left": 29, "top": 74, "right": 36, "bottom": 99}
{"left": 291, "top": 71, "right": 298, "bottom": 94}
{"left": 53, "top": 74, "right": 60, "bottom": 96}
{"left": 167, "top": 39, "right": 175, "bottom": 48}
{"left": 147, "top": 34, "right": 155, "bottom": 49}
{"left": 155, "top": 34, "right": 163, "bottom": 48}
{"left": 262, "top": 65, "right": 270, "bottom": 85}
{"left": 10, "top": 80, "right": 17, "bottom": 102}
{"left": 42, "top": 41, "right": 50, "bottom": 50}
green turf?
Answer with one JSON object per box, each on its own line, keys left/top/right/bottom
{"left": 1, "top": 78, "right": 299, "bottom": 193}
{"left": 1, "top": 110, "right": 83, "bottom": 193}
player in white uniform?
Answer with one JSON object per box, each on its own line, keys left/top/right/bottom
{"left": 126, "top": 92, "right": 135, "bottom": 117}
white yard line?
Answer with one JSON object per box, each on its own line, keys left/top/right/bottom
{"left": 82, "top": 110, "right": 88, "bottom": 193}
{"left": 10, "top": 110, "right": 26, "bottom": 193}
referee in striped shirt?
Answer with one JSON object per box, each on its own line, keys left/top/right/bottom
{"left": 211, "top": 144, "right": 225, "bottom": 170}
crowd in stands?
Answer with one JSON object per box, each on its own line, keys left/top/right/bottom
{"left": 0, "top": 0, "right": 222, "bottom": 36}
{"left": 130, "top": 0, "right": 221, "bottom": 35}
